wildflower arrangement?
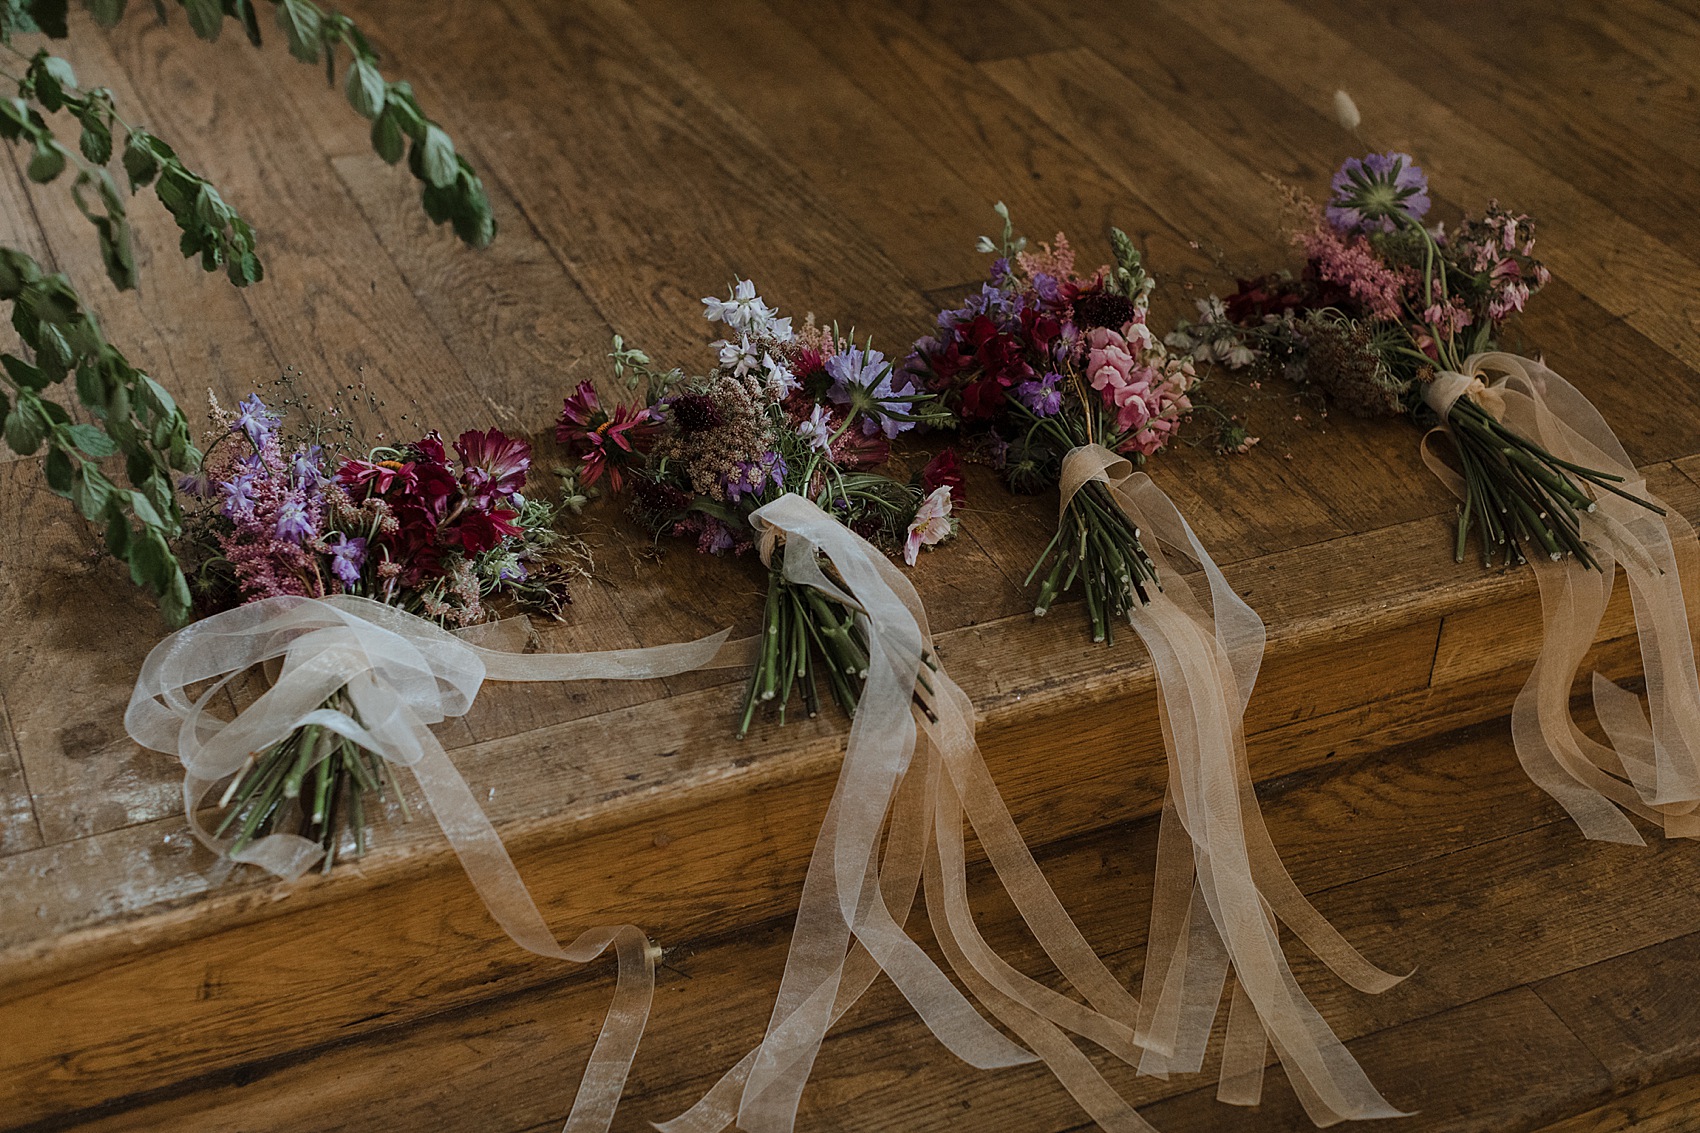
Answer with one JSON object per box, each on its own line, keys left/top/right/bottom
{"left": 1167, "top": 152, "right": 1662, "bottom": 567}
{"left": 903, "top": 204, "right": 1199, "bottom": 642}
{"left": 175, "top": 388, "right": 573, "bottom": 866}
{"left": 557, "top": 279, "right": 958, "bottom": 736}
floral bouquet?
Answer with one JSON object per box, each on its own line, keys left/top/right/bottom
{"left": 173, "top": 388, "right": 573, "bottom": 867}
{"left": 1166, "top": 151, "right": 1661, "bottom": 568}
{"left": 903, "top": 204, "right": 1198, "bottom": 641}
{"left": 1168, "top": 124, "right": 1700, "bottom": 848}
{"left": 557, "top": 280, "right": 958, "bottom": 735}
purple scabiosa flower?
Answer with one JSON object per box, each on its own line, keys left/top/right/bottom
{"left": 232, "top": 394, "right": 280, "bottom": 445}
{"left": 826, "top": 346, "right": 916, "bottom": 439}
{"left": 1326, "top": 152, "right": 1431, "bottom": 234}
{"left": 274, "top": 497, "right": 315, "bottom": 543}
{"left": 219, "top": 473, "right": 257, "bottom": 520}
{"left": 326, "top": 533, "right": 367, "bottom": 587}
{"left": 1014, "top": 371, "right": 1064, "bottom": 416}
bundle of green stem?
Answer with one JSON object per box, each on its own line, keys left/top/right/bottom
{"left": 213, "top": 692, "right": 406, "bottom": 870}
{"left": 1445, "top": 395, "right": 1665, "bottom": 569}
{"left": 739, "top": 565, "right": 870, "bottom": 738}
{"left": 1028, "top": 478, "right": 1157, "bottom": 644}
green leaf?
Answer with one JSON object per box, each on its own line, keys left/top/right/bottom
{"left": 103, "top": 505, "right": 129, "bottom": 557}
{"left": 122, "top": 130, "right": 160, "bottom": 191}
{"left": 370, "top": 107, "right": 404, "bottom": 164}
{"left": 274, "top": 0, "right": 321, "bottom": 63}
{"left": 2, "top": 354, "right": 49, "bottom": 390}
{"left": 234, "top": 0, "right": 261, "bottom": 47}
{"left": 78, "top": 112, "right": 112, "bottom": 164}
{"left": 44, "top": 444, "right": 73, "bottom": 493}
{"left": 182, "top": 0, "right": 222, "bottom": 41}
{"left": 85, "top": 0, "right": 127, "bottom": 27}
{"left": 345, "top": 57, "right": 384, "bottom": 120}
{"left": 63, "top": 421, "right": 117, "bottom": 457}
{"left": 24, "top": 0, "right": 68, "bottom": 37}
{"left": 4, "top": 399, "right": 44, "bottom": 454}
{"left": 73, "top": 464, "right": 112, "bottom": 521}
{"left": 27, "top": 140, "right": 66, "bottom": 183}
{"left": 418, "top": 124, "right": 455, "bottom": 188}
{"left": 127, "top": 487, "right": 163, "bottom": 528}
{"left": 42, "top": 53, "right": 75, "bottom": 90}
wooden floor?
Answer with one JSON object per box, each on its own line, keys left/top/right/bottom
{"left": 2, "top": 1, "right": 1699, "bottom": 1131}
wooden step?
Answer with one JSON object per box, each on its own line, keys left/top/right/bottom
{"left": 4, "top": 458, "right": 1695, "bottom": 1126}
{"left": 29, "top": 720, "right": 1700, "bottom": 1133}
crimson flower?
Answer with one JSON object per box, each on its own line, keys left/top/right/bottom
{"left": 455, "top": 428, "right": 531, "bottom": 504}
{"left": 449, "top": 507, "right": 523, "bottom": 554}
{"left": 920, "top": 448, "right": 966, "bottom": 505}
{"left": 336, "top": 458, "right": 416, "bottom": 497}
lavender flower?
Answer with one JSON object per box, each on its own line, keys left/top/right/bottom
{"left": 233, "top": 394, "right": 280, "bottom": 445}
{"left": 274, "top": 497, "right": 315, "bottom": 543}
{"left": 177, "top": 469, "right": 213, "bottom": 497}
{"left": 825, "top": 345, "right": 915, "bottom": 438}
{"left": 219, "top": 473, "right": 257, "bottom": 520}
{"left": 326, "top": 533, "right": 367, "bottom": 586}
{"left": 723, "top": 451, "right": 787, "bottom": 502}
{"left": 1326, "top": 152, "right": 1431, "bottom": 234}
{"left": 795, "top": 404, "right": 834, "bottom": 452}
{"left": 1014, "top": 371, "right": 1064, "bottom": 416}
{"left": 290, "top": 445, "right": 326, "bottom": 491}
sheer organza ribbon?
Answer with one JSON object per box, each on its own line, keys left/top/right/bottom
{"left": 1422, "top": 353, "right": 1700, "bottom": 844}
{"left": 1056, "top": 445, "right": 1407, "bottom": 1125}
{"left": 662, "top": 492, "right": 1205, "bottom": 1133}
{"left": 125, "top": 594, "right": 739, "bottom": 1133}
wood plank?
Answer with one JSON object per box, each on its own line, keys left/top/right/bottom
{"left": 1531, "top": 1073, "right": 1700, "bottom": 1133}
{"left": 31, "top": 720, "right": 1584, "bottom": 1133}
{"left": 1535, "top": 932, "right": 1700, "bottom": 1091}
{"left": 1135, "top": 989, "right": 1611, "bottom": 1133}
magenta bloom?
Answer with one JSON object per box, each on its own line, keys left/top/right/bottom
{"left": 555, "top": 380, "right": 661, "bottom": 492}
{"left": 1326, "top": 152, "right": 1430, "bottom": 233}
{"left": 455, "top": 428, "right": 531, "bottom": 503}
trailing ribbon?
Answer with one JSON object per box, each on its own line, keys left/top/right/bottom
{"left": 125, "top": 594, "right": 738, "bottom": 1133}
{"left": 1422, "top": 353, "right": 1700, "bottom": 844}
{"left": 664, "top": 493, "right": 1174, "bottom": 1133}
{"left": 1057, "top": 445, "right": 1407, "bottom": 1125}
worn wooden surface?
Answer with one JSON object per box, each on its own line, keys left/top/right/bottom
{"left": 0, "top": 0, "right": 1697, "bottom": 1130}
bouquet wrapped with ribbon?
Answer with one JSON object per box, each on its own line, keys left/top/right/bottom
{"left": 902, "top": 205, "right": 1200, "bottom": 642}
{"left": 892, "top": 210, "right": 1406, "bottom": 1123}
{"left": 125, "top": 387, "right": 747, "bottom": 1131}
{"left": 168, "top": 388, "right": 579, "bottom": 867}
{"left": 1168, "top": 137, "right": 1700, "bottom": 846}
{"left": 557, "top": 279, "right": 959, "bottom": 735}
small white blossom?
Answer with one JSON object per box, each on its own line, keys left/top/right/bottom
{"left": 795, "top": 404, "right": 834, "bottom": 452}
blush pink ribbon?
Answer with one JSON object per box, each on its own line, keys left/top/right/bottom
{"left": 1424, "top": 354, "right": 1700, "bottom": 844}
{"left": 126, "top": 594, "right": 740, "bottom": 1133}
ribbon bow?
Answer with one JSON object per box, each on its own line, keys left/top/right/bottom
{"left": 1423, "top": 354, "right": 1700, "bottom": 844}
{"left": 126, "top": 593, "right": 736, "bottom": 1133}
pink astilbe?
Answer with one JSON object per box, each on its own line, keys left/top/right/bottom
{"left": 1296, "top": 215, "right": 1412, "bottom": 321}
{"left": 1015, "top": 232, "right": 1077, "bottom": 284}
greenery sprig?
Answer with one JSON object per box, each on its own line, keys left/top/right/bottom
{"left": 0, "top": 0, "right": 494, "bottom": 623}
{"left": 0, "top": 246, "right": 198, "bottom": 622}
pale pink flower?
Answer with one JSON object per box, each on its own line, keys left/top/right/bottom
{"left": 903, "top": 485, "right": 955, "bottom": 566}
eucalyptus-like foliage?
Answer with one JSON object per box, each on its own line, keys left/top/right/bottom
{"left": 0, "top": 0, "right": 494, "bottom": 623}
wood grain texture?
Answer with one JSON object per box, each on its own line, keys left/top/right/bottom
{"left": 0, "top": 0, "right": 1696, "bottom": 1129}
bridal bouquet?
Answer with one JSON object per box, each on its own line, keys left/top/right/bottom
{"left": 557, "top": 280, "right": 957, "bottom": 735}
{"left": 903, "top": 205, "right": 1198, "bottom": 641}
{"left": 174, "top": 388, "right": 572, "bottom": 866}
{"left": 1165, "top": 152, "right": 1661, "bottom": 567}
{"left": 1168, "top": 134, "right": 1700, "bottom": 849}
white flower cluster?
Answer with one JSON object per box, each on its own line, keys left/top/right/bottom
{"left": 703, "top": 279, "right": 799, "bottom": 399}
